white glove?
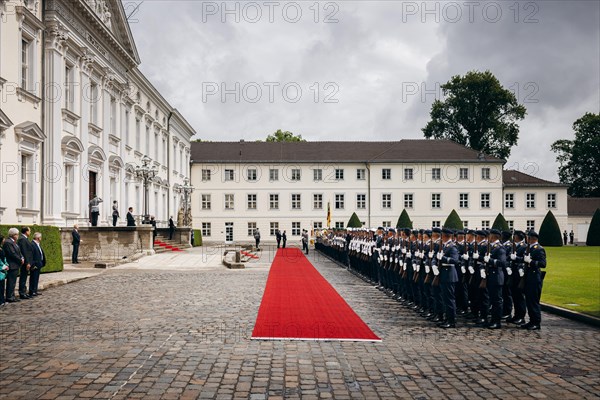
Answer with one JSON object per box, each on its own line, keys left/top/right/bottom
{"left": 437, "top": 252, "right": 443, "bottom": 261}
{"left": 428, "top": 251, "right": 434, "bottom": 259}
{"left": 384, "top": 255, "right": 388, "bottom": 261}
{"left": 484, "top": 255, "right": 491, "bottom": 263}
{"left": 405, "top": 253, "right": 411, "bottom": 259}
{"left": 394, "top": 258, "right": 398, "bottom": 264}
{"left": 473, "top": 252, "right": 479, "bottom": 260}
{"left": 462, "top": 254, "right": 469, "bottom": 261}
{"left": 506, "top": 267, "right": 513, "bottom": 276}
{"left": 519, "top": 268, "right": 525, "bottom": 277}
{"left": 461, "top": 266, "right": 466, "bottom": 274}
{"left": 425, "top": 265, "right": 431, "bottom": 274}
{"left": 403, "top": 263, "right": 408, "bottom": 271}
{"left": 468, "top": 266, "right": 475, "bottom": 274}
{"left": 399, "top": 260, "right": 403, "bottom": 267}
{"left": 415, "top": 264, "right": 420, "bottom": 272}
{"left": 480, "top": 270, "right": 486, "bottom": 279}
{"left": 402, "top": 248, "right": 407, "bottom": 254}
{"left": 432, "top": 265, "right": 439, "bottom": 276}
{"left": 510, "top": 253, "right": 517, "bottom": 261}
{"left": 524, "top": 255, "right": 532, "bottom": 263}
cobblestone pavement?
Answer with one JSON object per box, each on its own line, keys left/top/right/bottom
{"left": 0, "top": 246, "right": 598, "bottom": 399}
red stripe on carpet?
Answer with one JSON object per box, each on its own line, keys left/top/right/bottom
{"left": 252, "top": 248, "right": 381, "bottom": 341}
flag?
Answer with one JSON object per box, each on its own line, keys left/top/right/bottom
{"left": 326, "top": 201, "right": 331, "bottom": 228}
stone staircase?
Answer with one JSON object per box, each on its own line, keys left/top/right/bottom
{"left": 153, "top": 234, "right": 188, "bottom": 254}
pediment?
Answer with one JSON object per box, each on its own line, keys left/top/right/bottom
{"left": 0, "top": 108, "right": 13, "bottom": 131}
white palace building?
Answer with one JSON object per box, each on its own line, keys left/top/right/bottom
{"left": 0, "top": 0, "right": 194, "bottom": 227}
{"left": 190, "top": 140, "right": 577, "bottom": 244}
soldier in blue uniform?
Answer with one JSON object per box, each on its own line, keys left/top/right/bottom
{"left": 482, "top": 229, "right": 506, "bottom": 329}
{"left": 508, "top": 230, "right": 528, "bottom": 325}
{"left": 521, "top": 230, "right": 546, "bottom": 330}
{"left": 428, "top": 228, "right": 444, "bottom": 323}
{"left": 501, "top": 230, "right": 514, "bottom": 320}
{"left": 435, "top": 228, "right": 459, "bottom": 328}
{"left": 455, "top": 229, "right": 469, "bottom": 315}
{"left": 472, "top": 230, "right": 489, "bottom": 325}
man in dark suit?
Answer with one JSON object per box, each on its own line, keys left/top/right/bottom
{"left": 435, "top": 228, "right": 459, "bottom": 329}
{"left": 169, "top": 217, "right": 176, "bottom": 240}
{"left": 483, "top": 229, "right": 506, "bottom": 329}
{"left": 29, "top": 232, "right": 46, "bottom": 296}
{"left": 72, "top": 224, "right": 81, "bottom": 264}
{"left": 17, "top": 227, "right": 34, "bottom": 299}
{"left": 3, "top": 228, "right": 24, "bottom": 302}
{"left": 127, "top": 207, "right": 136, "bottom": 226}
{"left": 282, "top": 231, "right": 287, "bottom": 248}
{"left": 275, "top": 229, "right": 282, "bottom": 248}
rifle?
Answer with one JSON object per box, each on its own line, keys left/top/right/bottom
{"left": 479, "top": 239, "right": 490, "bottom": 289}
{"left": 432, "top": 239, "right": 441, "bottom": 287}
{"left": 424, "top": 234, "right": 434, "bottom": 284}
{"left": 518, "top": 236, "right": 530, "bottom": 290}
{"left": 411, "top": 237, "right": 418, "bottom": 282}
{"left": 508, "top": 232, "right": 516, "bottom": 286}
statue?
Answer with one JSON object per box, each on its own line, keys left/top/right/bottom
{"left": 177, "top": 205, "right": 184, "bottom": 227}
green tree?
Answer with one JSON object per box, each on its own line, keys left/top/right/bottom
{"left": 266, "top": 129, "right": 306, "bottom": 142}
{"left": 396, "top": 209, "right": 413, "bottom": 229}
{"left": 586, "top": 208, "right": 600, "bottom": 246}
{"left": 347, "top": 212, "right": 362, "bottom": 228}
{"left": 422, "top": 70, "right": 526, "bottom": 159}
{"left": 443, "top": 209, "right": 464, "bottom": 230}
{"left": 539, "top": 210, "right": 563, "bottom": 247}
{"left": 492, "top": 213, "right": 510, "bottom": 232}
{"left": 551, "top": 112, "right": 600, "bottom": 197}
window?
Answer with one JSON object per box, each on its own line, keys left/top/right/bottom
{"left": 313, "top": 194, "right": 323, "bottom": 209}
{"left": 21, "top": 154, "right": 31, "bottom": 208}
{"left": 154, "top": 132, "right": 159, "bottom": 161}
{"left": 21, "top": 39, "right": 31, "bottom": 89}
{"left": 247, "top": 194, "right": 257, "bottom": 210}
{"left": 431, "top": 193, "right": 441, "bottom": 209}
{"left": 505, "top": 193, "right": 514, "bottom": 209}
{"left": 64, "top": 165, "right": 74, "bottom": 212}
{"left": 291, "top": 194, "right": 301, "bottom": 210}
{"left": 335, "top": 194, "right": 345, "bottom": 210}
{"left": 291, "top": 169, "right": 301, "bottom": 181}
{"left": 201, "top": 194, "right": 211, "bottom": 210}
{"left": 247, "top": 169, "right": 257, "bottom": 181}
{"left": 482, "top": 167, "right": 491, "bottom": 180}
{"left": 382, "top": 221, "right": 391, "bottom": 228}
{"left": 404, "top": 168, "right": 413, "bottom": 180}
{"left": 224, "top": 194, "right": 234, "bottom": 210}
{"left": 225, "top": 169, "right": 234, "bottom": 181}
{"left": 269, "top": 169, "right": 279, "bottom": 181}
{"left": 480, "top": 193, "right": 490, "bottom": 208}
{"left": 124, "top": 109, "right": 130, "bottom": 145}
{"left": 145, "top": 126, "right": 150, "bottom": 155}
{"left": 382, "top": 169, "right": 391, "bottom": 180}
{"left": 270, "top": 222, "right": 279, "bottom": 236}
{"left": 482, "top": 220, "right": 490, "bottom": 229}
{"left": 527, "top": 220, "right": 535, "bottom": 231}
{"left": 202, "top": 222, "right": 211, "bottom": 237}
{"left": 463, "top": 221, "right": 469, "bottom": 228}
{"left": 335, "top": 169, "right": 344, "bottom": 180}
{"left": 357, "top": 168, "right": 366, "bottom": 180}
{"left": 313, "top": 222, "right": 323, "bottom": 230}
{"left": 64, "top": 65, "right": 74, "bottom": 110}
{"left": 247, "top": 222, "right": 257, "bottom": 237}
{"left": 432, "top": 221, "right": 441, "bottom": 228}
{"left": 313, "top": 169, "right": 322, "bottom": 181}
{"left": 292, "top": 222, "right": 301, "bottom": 236}
{"left": 110, "top": 97, "right": 117, "bottom": 134}
{"left": 404, "top": 193, "right": 414, "bottom": 209}
{"left": 459, "top": 193, "right": 469, "bottom": 209}
{"left": 357, "top": 194, "right": 366, "bottom": 209}
{"left": 547, "top": 193, "right": 556, "bottom": 208}
{"left": 507, "top": 220, "right": 514, "bottom": 230}
{"left": 202, "top": 169, "right": 211, "bottom": 181}
{"left": 335, "top": 222, "right": 345, "bottom": 229}
{"left": 90, "top": 83, "right": 99, "bottom": 125}
{"left": 460, "top": 168, "right": 469, "bottom": 180}
{"left": 526, "top": 193, "right": 536, "bottom": 209}
{"left": 269, "top": 194, "right": 279, "bottom": 210}
{"left": 382, "top": 193, "right": 392, "bottom": 209}
{"left": 432, "top": 168, "right": 441, "bottom": 181}
{"left": 135, "top": 119, "right": 141, "bottom": 150}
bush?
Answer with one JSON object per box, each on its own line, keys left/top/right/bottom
{"left": 396, "top": 209, "right": 413, "bottom": 228}
{"left": 492, "top": 213, "right": 510, "bottom": 232}
{"left": 0, "top": 224, "right": 64, "bottom": 273}
{"left": 586, "top": 208, "right": 600, "bottom": 246}
{"left": 347, "top": 212, "right": 362, "bottom": 228}
{"left": 443, "top": 209, "right": 464, "bottom": 230}
{"left": 539, "top": 210, "right": 563, "bottom": 247}
{"left": 192, "top": 229, "right": 203, "bottom": 247}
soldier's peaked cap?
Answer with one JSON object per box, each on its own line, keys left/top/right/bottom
{"left": 476, "top": 230, "right": 488, "bottom": 237}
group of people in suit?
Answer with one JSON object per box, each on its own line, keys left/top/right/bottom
{"left": 0, "top": 227, "right": 47, "bottom": 307}
{"left": 275, "top": 229, "right": 288, "bottom": 249}
{"left": 316, "top": 226, "right": 546, "bottom": 330}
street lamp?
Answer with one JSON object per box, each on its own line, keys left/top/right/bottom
{"left": 135, "top": 156, "right": 158, "bottom": 224}
{"left": 176, "top": 177, "right": 194, "bottom": 227}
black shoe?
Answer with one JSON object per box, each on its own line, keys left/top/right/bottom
{"left": 20, "top": 295, "right": 32, "bottom": 300}
{"left": 431, "top": 316, "right": 443, "bottom": 323}
{"left": 436, "top": 320, "right": 448, "bottom": 327}
{"left": 511, "top": 318, "right": 525, "bottom": 325}
{"left": 457, "top": 310, "right": 467, "bottom": 316}
{"left": 527, "top": 324, "right": 541, "bottom": 331}
{"left": 520, "top": 322, "right": 533, "bottom": 329}
{"left": 439, "top": 322, "right": 456, "bottom": 329}
{"left": 487, "top": 322, "right": 502, "bottom": 330}
{"left": 475, "top": 318, "right": 488, "bottom": 326}
{"left": 7, "top": 298, "right": 19, "bottom": 303}
{"left": 502, "top": 314, "right": 512, "bottom": 321}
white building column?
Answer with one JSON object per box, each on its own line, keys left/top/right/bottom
{"left": 100, "top": 77, "right": 112, "bottom": 225}
{"left": 78, "top": 53, "right": 93, "bottom": 218}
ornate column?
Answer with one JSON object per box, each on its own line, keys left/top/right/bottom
{"left": 78, "top": 51, "right": 94, "bottom": 217}
{"left": 100, "top": 72, "right": 114, "bottom": 225}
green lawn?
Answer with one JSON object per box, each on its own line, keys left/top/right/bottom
{"left": 541, "top": 247, "right": 600, "bottom": 317}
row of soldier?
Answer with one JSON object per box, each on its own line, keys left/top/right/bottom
{"left": 316, "top": 226, "right": 546, "bottom": 330}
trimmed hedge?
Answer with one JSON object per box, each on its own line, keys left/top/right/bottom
{"left": 492, "top": 213, "right": 510, "bottom": 232}
{"left": 539, "top": 210, "right": 563, "bottom": 247}
{"left": 586, "top": 208, "right": 600, "bottom": 246}
{"left": 192, "top": 229, "right": 203, "bottom": 247}
{"left": 396, "top": 209, "right": 413, "bottom": 229}
{"left": 443, "top": 209, "right": 464, "bottom": 230}
{"left": 0, "top": 224, "right": 64, "bottom": 273}
{"left": 347, "top": 212, "right": 362, "bottom": 228}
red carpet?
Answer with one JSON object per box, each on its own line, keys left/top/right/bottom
{"left": 252, "top": 248, "right": 381, "bottom": 341}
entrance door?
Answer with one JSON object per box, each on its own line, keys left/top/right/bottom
{"left": 225, "top": 222, "right": 233, "bottom": 243}
{"left": 89, "top": 171, "right": 97, "bottom": 200}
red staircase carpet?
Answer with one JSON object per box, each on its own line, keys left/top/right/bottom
{"left": 252, "top": 248, "right": 381, "bottom": 341}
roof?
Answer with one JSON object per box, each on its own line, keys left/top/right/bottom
{"left": 190, "top": 140, "right": 505, "bottom": 164}
{"left": 502, "top": 170, "right": 568, "bottom": 188}
{"left": 567, "top": 197, "right": 600, "bottom": 216}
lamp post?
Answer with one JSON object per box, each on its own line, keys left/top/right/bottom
{"left": 135, "top": 156, "right": 158, "bottom": 224}
{"left": 176, "top": 177, "right": 194, "bottom": 227}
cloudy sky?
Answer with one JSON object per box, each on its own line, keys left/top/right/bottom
{"left": 125, "top": 0, "right": 599, "bottom": 180}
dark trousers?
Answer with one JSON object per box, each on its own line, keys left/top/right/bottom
{"left": 276, "top": 238, "right": 281, "bottom": 248}
{"left": 112, "top": 215, "right": 118, "bottom": 227}
{"left": 169, "top": 228, "right": 175, "bottom": 240}
{"left": 441, "top": 281, "right": 457, "bottom": 323}
{"left": 525, "top": 272, "right": 543, "bottom": 325}
{"left": 302, "top": 240, "right": 308, "bottom": 254}
{"left": 488, "top": 284, "right": 503, "bottom": 323}
{"left": 18, "top": 265, "right": 29, "bottom": 297}
{"left": 91, "top": 211, "right": 99, "bottom": 226}
{"left": 0, "top": 278, "right": 5, "bottom": 304}
{"left": 511, "top": 280, "right": 527, "bottom": 319}
{"left": 456, "top": 279, "right": 469, "bottom": 312}
{"left": 282, "top": 240, "right": 286, "bottom": 248}
{"left": 6, "top": 269, "right": 18, "bottom": 300}
{"left": 432, "top": 283, "right": 443, "bottom": 316}
{"left": 29, "top": 267, "right": 41, "bottom": 295}
{"left": 502, "top": 282, "right": 513, "bottom": 317}
{"left": 72, "top": 244, "right": 79, "bottom": 263}
{"left": 477, "top": 285, "right": 490, "bottom": 320}
{"left": 255, "top": 238, "right": 260, "bottom": 249}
